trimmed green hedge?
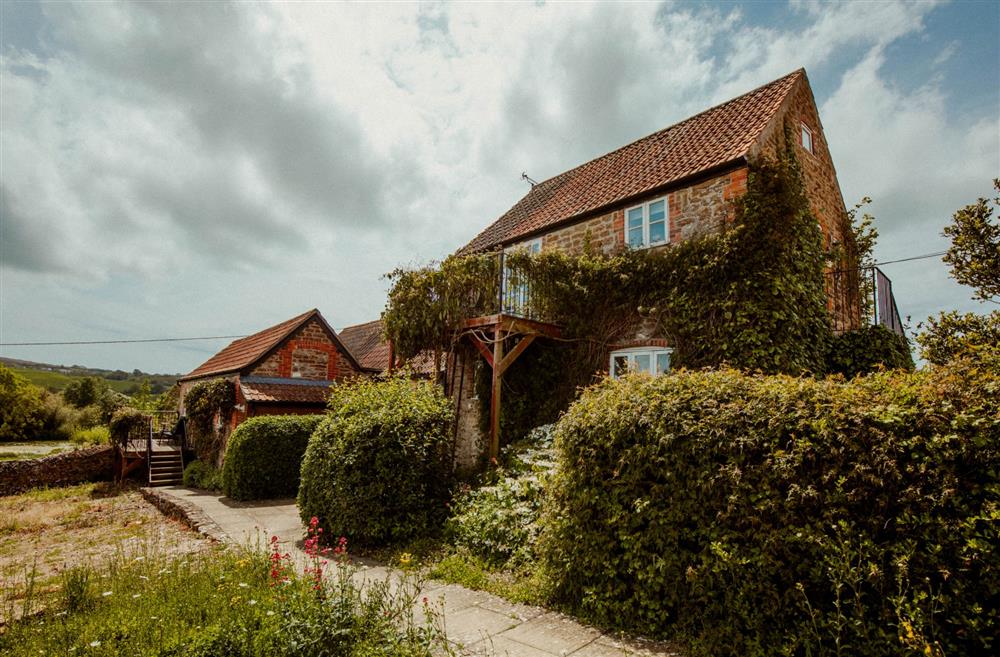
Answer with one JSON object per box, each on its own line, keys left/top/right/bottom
{"left": 826, "top": 324, "right": 914, "bottom": 377}
{"left": 297, "top": 377, "right": 453, "bottom": 546}
{"left": 221, "top": 415, "right": 322, "bottom": 501}
{"left": 539, "top": 353, "right": 999, "bottom": 657}
{"left": 183, "top": 460, "right": 221, "bottom": 491}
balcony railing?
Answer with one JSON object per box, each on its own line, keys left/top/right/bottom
{"left": 826, "top": 265, "right": 904, "bottom": 336}
{"left": 498, "top": 251, "right": 540, "bottom": 319}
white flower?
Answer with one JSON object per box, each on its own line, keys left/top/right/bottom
{"left": 139, "top": 575, "right": 149, "bottom": 580}
{"left": 248, "top": 599, "right": 256, "bottom": 606}
{"left": 132, "top": 594, "right": 141, "bottom": 599}
{"left": 238, "top": 582, "right": 248, "bottom": 588}
{"left": 133, "top": 556, "right": 145, "bottom": 562}
{"left": 101, "top": 591, "right": 112, "bottom": 597}
{"left": 89, "top": 641, "right": 101, "bottom": 647}
{"left": 266, "top": 610, "right": 275, "bottom": 617}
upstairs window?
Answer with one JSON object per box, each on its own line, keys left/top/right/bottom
{"left": 626, "top": 196, "right": 669, "bottom": 249}
{"left": 610, "top": 347, "right": 673, "bottom": 378}
{"left": 801, "top": 123, "right": 814, "bottom": 154}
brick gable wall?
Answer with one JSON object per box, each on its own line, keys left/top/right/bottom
{"left": 248, "top": 318, "right": 359, "bottom": 381}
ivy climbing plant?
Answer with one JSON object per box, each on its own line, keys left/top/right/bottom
{"left": 183, "top": 378, "right": 236, "bottom": 462}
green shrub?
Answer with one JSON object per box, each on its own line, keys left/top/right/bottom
{"left": 0, "top": 365, "right": 46, "bottom": 442}
{"left": 221, "top": 415, "right": 322, "bottom": 501}
{"left": 298, "top": 377, "right": 454, "bottom": 546}
{"left": 70, "top": 426, "right": 110, "bottom": 446}
{"left": 182, "top": 460, "right": 221, "bottom": 491}
{"left": 826, "top": 324, "right": 914, "bottom": 377}
{"left": 183, "top": 378, "right": 235, "bottom": 462}
{"left": 539, "top": 353, "right": 1000, "bottom": 657}
{"left": 108, "top": 407, "right": 148, "bottom": 448}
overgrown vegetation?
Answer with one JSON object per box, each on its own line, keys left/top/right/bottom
{"left": 183, "top": 378, "right": 236, "bottom": 461}
{"left": 182, "top": 460, "right": 222, "bottom": 491}
{"left": 0, "top": 540, "right": 455, "bottom": 656}
{"left": 538, "top": 353, "right": 999, "bottom": 657}
{"left": 385, "top": 146, "right": 845, "bottom": 443}
{"left": 222, "top": 415, "right": 323, "bottom": 500}
{"left": 298, "top": 377, "right": 454, "bottom": 547}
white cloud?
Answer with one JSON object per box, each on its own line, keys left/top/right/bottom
{"left": 1, "top": 0, "right": 994, "bottom": 372}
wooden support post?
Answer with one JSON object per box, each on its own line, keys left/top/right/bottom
{"left": 489, "top": 328, "right": 504, "bottom": 461}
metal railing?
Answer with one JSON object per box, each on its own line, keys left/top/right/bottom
{"left": 498, "top": 251, "right": 540, "bottom": 319}
{"left": 826, "top": 265, "right": 904, "bottom": 336}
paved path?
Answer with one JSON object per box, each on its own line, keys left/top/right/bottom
{"left": 148, "top": 486, "right": 682, "bottom": 657}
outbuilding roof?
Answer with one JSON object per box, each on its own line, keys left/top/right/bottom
{"left": 460, "top": 69, "right": 804, "bottom": 253}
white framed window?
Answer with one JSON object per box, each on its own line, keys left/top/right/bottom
{"left": 800, "top": 123, "right": 814, "bottom": 154}
{"left": 625, "top": 196, "right": 669, "bottom": 249}
{"left": 610, "top": 347, "right": 673, "bottom": 378}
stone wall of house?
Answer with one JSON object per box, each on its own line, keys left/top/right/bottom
{"left": 0, "top": 446, "right": 113, "bottom": 496}
{"left": 537, "top": 168, "right": 745, "bottom": 257}
{"left": 449, "top": 345, "right": 485, "bottom": 477}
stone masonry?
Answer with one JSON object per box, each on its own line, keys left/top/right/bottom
{"left": 0, "top": 446, "right": 113, "bottom": 496}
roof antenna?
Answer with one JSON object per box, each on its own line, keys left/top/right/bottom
{"left": 521, "top": 171, "right": 538, "bottom": 188}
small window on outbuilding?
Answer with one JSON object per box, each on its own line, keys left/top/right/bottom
{"left": 801, "top": 123, "right": 814, "bottom": 154}
{"left": 610, "top": 347, "right": 673, "bottom": 378}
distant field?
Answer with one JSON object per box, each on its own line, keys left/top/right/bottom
{"left": 13, "top": 368, "right": 142, "bottom": 394}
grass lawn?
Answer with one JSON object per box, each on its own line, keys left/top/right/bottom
{"left": 0, "top": 482, "right": 207, "bottom": 623}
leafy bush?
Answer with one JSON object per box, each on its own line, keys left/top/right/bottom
{"left": 826, "top": 324, "right": 914, "bottom": 377}
{"left": 182, "top": 460, "right": 221, "bottom": 491}
{"left": 70, "top": 426, "right": 110, "bottom": 446}
{"left": 298, "top": 377, "right": 454, "bottom": 546}
{"left": 539, "top": 353, "right": 999, "bottom": 657}
{"left": 0, "top": 365, "right": 46, "bottom": 442}
{"left": 445, "top": 424, "right": 553, "bottom": 567}
{"left": 917, "top": 309, "right": 1000, "bottom": 365}
{"left": 221, "top": 415, "right": 323, "bottom": 501}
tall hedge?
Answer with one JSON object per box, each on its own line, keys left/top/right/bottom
{"left": 297, "top": 377, "right": 454, "bottom": 546}
{"left": 221, "top": 415, "right": 323, "bottom": 501}
{"left": 538, "top": 353, "right": 999, "bottom": 657}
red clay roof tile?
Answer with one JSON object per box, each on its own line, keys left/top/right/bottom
{"left": 240, "top": 381, "right": 331, "bottom": 404}
{"left": 460, "top": 69, "right": 803, "bottom": 253}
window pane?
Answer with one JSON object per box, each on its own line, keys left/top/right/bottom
{"left": 613, "top": 355, "right": 629, "bottom": 378}
{"left": 801, "top": 125, "right": 812, "bottom": 152}
{"left": 634, "top": 353, "right": 651, "bottom": 373}
{"left": 649, "top": 220, "right": 666, "bottom": 244}
{"left": 649, "top": 200, "right": 665, "bottom": 222}
{"left": 628, "top": 207, "right": 644, "bottom": 229}
{"left": 628, "top": 226, "right": 644, "bottom": 248}
{"left": 656, "top": 352, "right": 670, "bottom": 374}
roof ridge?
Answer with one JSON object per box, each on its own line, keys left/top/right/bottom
{"left": 528, "top": 68, "right": 803, "bottom": 191}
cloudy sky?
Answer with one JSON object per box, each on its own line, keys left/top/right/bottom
{"left": 1, "top": 0, "right": 997, "bottom": 374}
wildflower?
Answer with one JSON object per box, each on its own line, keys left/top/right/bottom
{"left": 248, "top": 599, "right": 257, "bottom": 606}
{"left": 132, "top": 594, "right": 141, "bottom": 599}
{"left": 102, "top": 591, "right": 112, "bottom": 597}
{"left": 266, "top": 610, "right": 275, "bottom": 616}
{"left": 138, "top": 575, "right": 149, "bottom": 580}
{"left": 89, "top": 641, "right": 101, "bottom": 647}
{"left": 238, "top": 582, "right": 248, "bottom": 588}
{"left": 422, "top": 596, "right": 429, "bottom": 605}
{"left": 399, "top": 552, "right": 412, "bottom": 568}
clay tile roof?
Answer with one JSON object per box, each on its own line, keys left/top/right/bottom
{"left": 338, "top": 319, "right": 438, "bottom": 376}
{"left": 239, "top": 380, "right": 332, "bottom": 404}
{"left": 338, "top": 320, "right": 389, "bottom": 372}
{"left": 460, "top": 69, "right": 804, "bottom": 254}
{"left": 181, "top": 309, "right": 319, "bottom": 381}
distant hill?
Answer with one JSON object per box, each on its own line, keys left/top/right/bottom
{"left": 0, "top": 357, "right": 180, "bottom": 395}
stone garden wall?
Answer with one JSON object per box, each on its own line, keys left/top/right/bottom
{"left": 0, "top": 445, "right": 113, "bottom": 496}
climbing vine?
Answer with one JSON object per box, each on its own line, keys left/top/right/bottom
{"left": 384, "top": 141, "right": 842, "bottom": 443}
{"left": 183, "top": 378, "right": 236, "bottom": 461}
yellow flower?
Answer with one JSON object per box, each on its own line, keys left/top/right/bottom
{"left": 399, "top": 552, "right": 413, "bottom": 568}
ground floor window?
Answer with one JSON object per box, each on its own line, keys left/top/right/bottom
{"left": 610, "top": 347, "right": 673, "bottom": 378}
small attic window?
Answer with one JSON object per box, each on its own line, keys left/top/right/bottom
{"left": 801, "top": 123, "right": 814, "bottom": 154}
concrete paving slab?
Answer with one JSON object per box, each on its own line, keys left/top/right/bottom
{"left": 148, "top": 486, "right": 682, "bottom": 657}
{"left": 443, "top": 605, "right": 519, "bottom": 647}
{"left": 498, "top": 611, "right": 601, "bottom": 654}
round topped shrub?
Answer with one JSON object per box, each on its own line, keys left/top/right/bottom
{"left": 297, "top": 376, "right": 454, "bottom": 546}
{"left": 221, "top": 414, "right": 323, "bottom": 501}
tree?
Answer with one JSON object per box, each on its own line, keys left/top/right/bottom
{"left": 917, "top": 180, "right": 1000, "bottom": 364}
{"left": 0, "top": 365, "right": 46, "bottom": 442}
{"left": 942, "top": 179, "right": 1000, "bottom": 303}
{"left": 62, "top": 376, "right": 110, "bottom": 408}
